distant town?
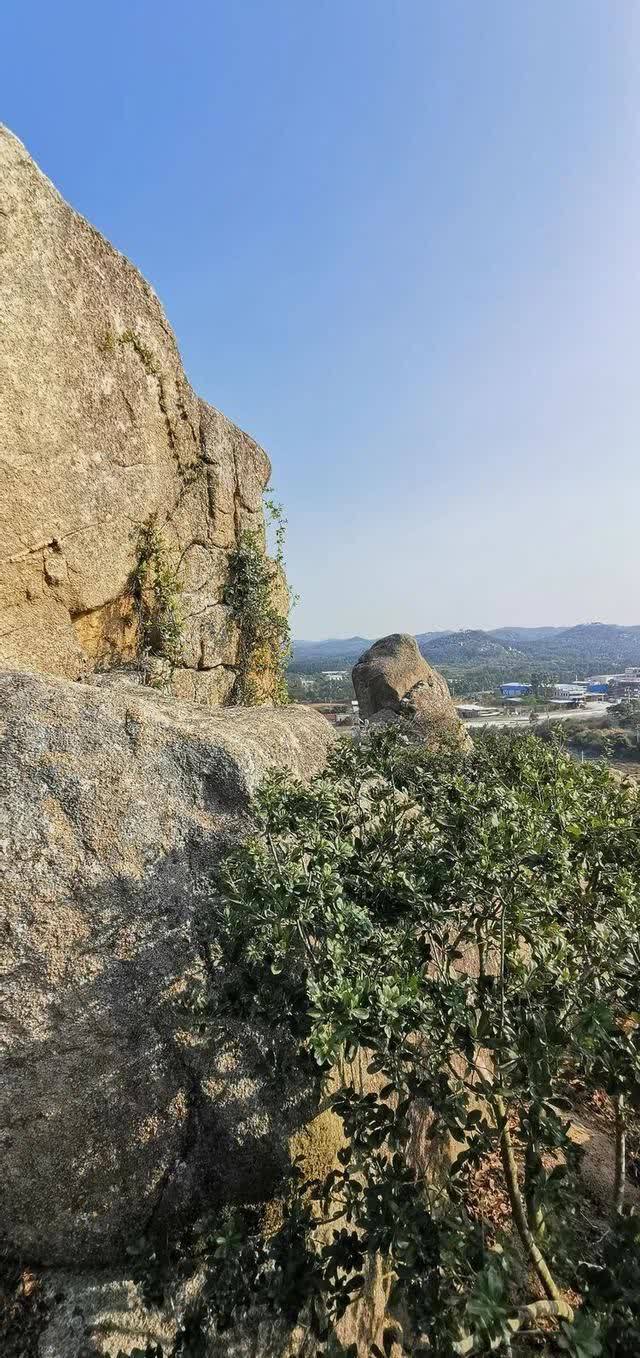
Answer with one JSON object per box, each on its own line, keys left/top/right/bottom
{"left": 287, "top": 639, "right": 640, "bottom": 734}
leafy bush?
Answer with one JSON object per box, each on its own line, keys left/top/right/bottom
{"left": 543, "top": 703, "right": 640, "bottom": 762}
{"left": 136, "top": 729, "right": 640, "bottom": 1356}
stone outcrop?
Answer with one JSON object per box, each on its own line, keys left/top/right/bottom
{"left": 0, "top": 669, "right": 335, "bottom": 1268}
{"left": 0, "top": 125, "right": 282, "bottom": 704}
{"left": 352, "top": 633, "right": 471, "bottom": 751}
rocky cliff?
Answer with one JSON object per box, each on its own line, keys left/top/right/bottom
{"left": 0, "top": 126, "right": 284, "bottom": 705}
{"left": 0, "top": 130, "right": 464, "bottom": 1358}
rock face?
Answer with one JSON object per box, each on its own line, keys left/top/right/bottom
{"left": 0, "top": 126, "right": 282, "bottom": 704}
{"left": 352, "top": 633, "right": 470, "bottom": 751}
{"left": 0, "top": 669, "right": 335, "bottom": 1267}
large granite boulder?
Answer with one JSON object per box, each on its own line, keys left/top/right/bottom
{"left": 0, "top": 125, "right": 282, "bottom": 704}
{"left": 352, "top": 633, "right": 470, "bottom": 751}
{"left": 0, "top": 669, "right": 335, "bottom": 1267}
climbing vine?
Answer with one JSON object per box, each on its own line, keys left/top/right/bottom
{"left": 131, "top": 516, "right": 184, "bottom": 680}
{"left": 263, "top": 489, "right": 288, "bottom": 566}
{"left": 224, "top": 492, "right": 293, "bottom": 706}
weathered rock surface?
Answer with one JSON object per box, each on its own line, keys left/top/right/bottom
{"left": 35, "top": 1259, "right": 397, "bottom": 1358}
{"left": 352, "top": 633, "right": 471, "bottom": 751}
{"left": 0, "top": 669, "right": 335, "bottom": 1267}
{"left": 0, "top": 125, "right": 282, "bottom": 703}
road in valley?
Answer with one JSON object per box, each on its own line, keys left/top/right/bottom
{"left": 463, "top": 703, "right": 612, "bottom": 731}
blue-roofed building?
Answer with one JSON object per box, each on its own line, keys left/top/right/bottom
{"left": 499, "top": 682, "right": 531, "bottom": 698}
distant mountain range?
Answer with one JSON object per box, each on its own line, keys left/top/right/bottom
{"left": 292, "top": 637, "right": 374, "bottom": 663}
{"left": 291, "top": 624, "right": 640, "bottom": 674}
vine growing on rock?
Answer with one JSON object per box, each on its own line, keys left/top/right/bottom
{"left": 129, "top": 730, "right": 640, "bottom": 1356}
{"left": 131, "top": 516, "right": 184, "bottom": 681}
{"left": 224, "top": 491, "right": 293, "bottom": 705}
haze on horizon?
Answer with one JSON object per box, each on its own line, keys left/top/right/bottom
{"left": 4, "top": 0, "right": 639, "bottom": 639}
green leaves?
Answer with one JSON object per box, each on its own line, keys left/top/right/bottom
{"left": 209, "top": 726, "right": 640, "bottom": 1339}
{"left": 127, "top": 726, "right": 640, "bottom": 1355}
{"left": 224, "top": 494, "right": 293, "bottom": 705}
{"left": 558, "top": 1312, "right": 604, "bottom": 1358}
{"left": 132, "top": 516, "right": 185, "bottom": 673}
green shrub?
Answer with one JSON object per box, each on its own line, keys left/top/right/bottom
{"left": 135, "top": 730, "right": 640, "bottom": 1355}
{"left": 551, "top": 714, "right": 640, "bottom": 762}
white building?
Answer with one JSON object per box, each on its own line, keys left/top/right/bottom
{"left": 552, "top": 684, "right": 587, "bottom": 700}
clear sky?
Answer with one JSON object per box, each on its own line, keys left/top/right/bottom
{"left": 4, "top": 1, "right": 639, "bottom": 638}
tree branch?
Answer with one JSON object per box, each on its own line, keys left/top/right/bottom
{"left": 613, "top": 1092, "right": 626, "bottom": 1217}
{"left": 494, "top": 1095, "right": 560, "bottom": 1301}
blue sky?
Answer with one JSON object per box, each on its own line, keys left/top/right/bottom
{"left": 4, "top": 1, "right": 639, "bottom": 638}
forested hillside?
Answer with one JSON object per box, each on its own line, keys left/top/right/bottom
{"left": 419, "top": 629, "right": 528, "bottom": 666}
{"left": 291, "top": 624, "right": 640, "bottom": 692}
